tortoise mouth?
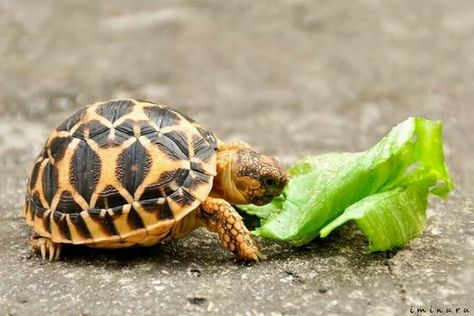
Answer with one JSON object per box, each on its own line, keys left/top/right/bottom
{"left": 252, "top": 194, "right": 275, "bottom": 206}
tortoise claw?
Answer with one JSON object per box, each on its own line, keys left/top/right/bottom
{"left": 40, "top": 240, "right": 46, "bottom": 260}
{"left": 251, "top": 251, "right": 266, "bottom": 262}
{"left": 30, "top": 234, "right": 62, "bottom": 261}
{"left": 48, "top": 242, "right": 55, "bottom": 261}
{"left": 54, "top": 244, "right": 63, "bottom": 260}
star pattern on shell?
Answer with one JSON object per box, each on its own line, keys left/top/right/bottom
{"left": 24, "top": 99, "right": 217, "bottom": 246}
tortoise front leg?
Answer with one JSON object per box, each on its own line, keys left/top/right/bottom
{"left": 30, "top": 232, "right": 63, "bottom": 261}
{"left": 200, "top": 197, "right": 262, "bottom": 261}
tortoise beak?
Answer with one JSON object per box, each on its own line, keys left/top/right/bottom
{"left": 253, "top": 196, "right": 274, "bottom": 206}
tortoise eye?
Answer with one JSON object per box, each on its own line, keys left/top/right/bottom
{"left": 263, "top": 178, "right": 276, "bottom": 186}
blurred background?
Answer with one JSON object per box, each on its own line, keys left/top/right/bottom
{"left": 1, "top": 1, "right": 472, "bottom": 174}
{"left": 0, "top": 1, "right": 472, "bottom": 315}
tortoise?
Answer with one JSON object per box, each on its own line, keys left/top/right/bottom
{"left": 23, "top": 99, "right": 288, "bottom": 261}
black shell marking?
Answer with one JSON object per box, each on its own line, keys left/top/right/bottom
{"left": 127, "top": 207, "right": 146, "bottom": 229}
{"left": 96, "top": 100, "right": 133, "bottom": 123}
{"left": 95, "top": 185, "right": 129, "bottom": 209}
{"left": 57, "top": 108, "right": 85, "bottom": 132}
{"left": 159, "top": 202, "right": 174, "bottom": 220}
{"left": 144, "top": 106, "right": 180, "bottom": 128}
{"left": 70, "top": 140, "right": 101, "bottom": 204}
{"left": 116, "top": 140, "right": 152, "bottom": 197}
{"left": 42, "top": 161, "right": 58, "bottom": 205}
{"left": 56, "top": 191, "right": 83, "bottom": 213}
{"left": 49, "top": 136, "right": 72, "bottom": 162}
{"left": 146, "top": 131, "right": 188, "bottom": 161}
{"left": 29, "top": 161, "right": 42, "bottom": 191}
{"left": 69, "top": 213, "right": 92, "bottom": 239}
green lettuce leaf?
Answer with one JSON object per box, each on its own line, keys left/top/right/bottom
{"left": 239, "top": 117, "right": 453, "bottom": 251}
{"left": 320, "top": 184, "right": 429, "bottom": 252}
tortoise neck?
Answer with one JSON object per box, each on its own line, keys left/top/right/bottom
{"left": 209, "top": 149, "right": 246, "bottom": 204}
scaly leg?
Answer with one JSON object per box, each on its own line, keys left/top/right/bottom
{"left": 200, "top": 197, "right": 262, "bottom": 261}
{"left": 30, "top": 232, "right": 63, "bottom": 261}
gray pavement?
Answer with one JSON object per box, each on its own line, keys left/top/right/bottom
{"left": 0, "top": 1, "right": 472, "bottom": 315}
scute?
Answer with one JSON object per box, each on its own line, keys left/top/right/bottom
{"left": 163, "top": 130, "right": 190, "bottom": 158}
{"left": 69, "top": 213, "right": 93, "bottom": 239}
{"left": 95, "top": 100, "right": 133, "bottom": 123}
{"left": 57, "top": 108, "right": 85, "bottom": 132}
{"left": 143, "top": 106, "right": 180, "bottom": 128}
{"left": 25, "top": 99, "right": 217, "bottom": 247}
{"left": 42, "top": 160, "right": 58, "bottom": 205}
{"left": 116, "top": 140, "right": 152, "bottom": 197}
{"left": 145, "top": 130, "right": 189, "bottom": 161}
{"left": 95, "top": 185, "right": 129, "bottom": 209}
{"left": 70, "top": 139, "right": 101, "bottom": 204}
{"left": 56, "top": 191, "right": 82, "bottom": 214}
{"left": 49, "top": 136, "right": 72, "bottom": 162}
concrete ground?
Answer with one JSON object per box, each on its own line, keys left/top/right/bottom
{"left": 0, "top": 1, "right": 472, "bottom": 315}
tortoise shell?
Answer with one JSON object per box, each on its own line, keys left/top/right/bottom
{"left": 24, "top": 99, "right": 218, "bottom": 246}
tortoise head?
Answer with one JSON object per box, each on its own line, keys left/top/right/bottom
{"left": 215, "top": 149, "right": 288, "bottom": 205}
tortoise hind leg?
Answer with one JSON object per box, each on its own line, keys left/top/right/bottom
{"left": 200, "top": 197, "right": 263, "bottom": 261}
{"left": 30, "top": 233, "right": 63, "bottom": 261}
